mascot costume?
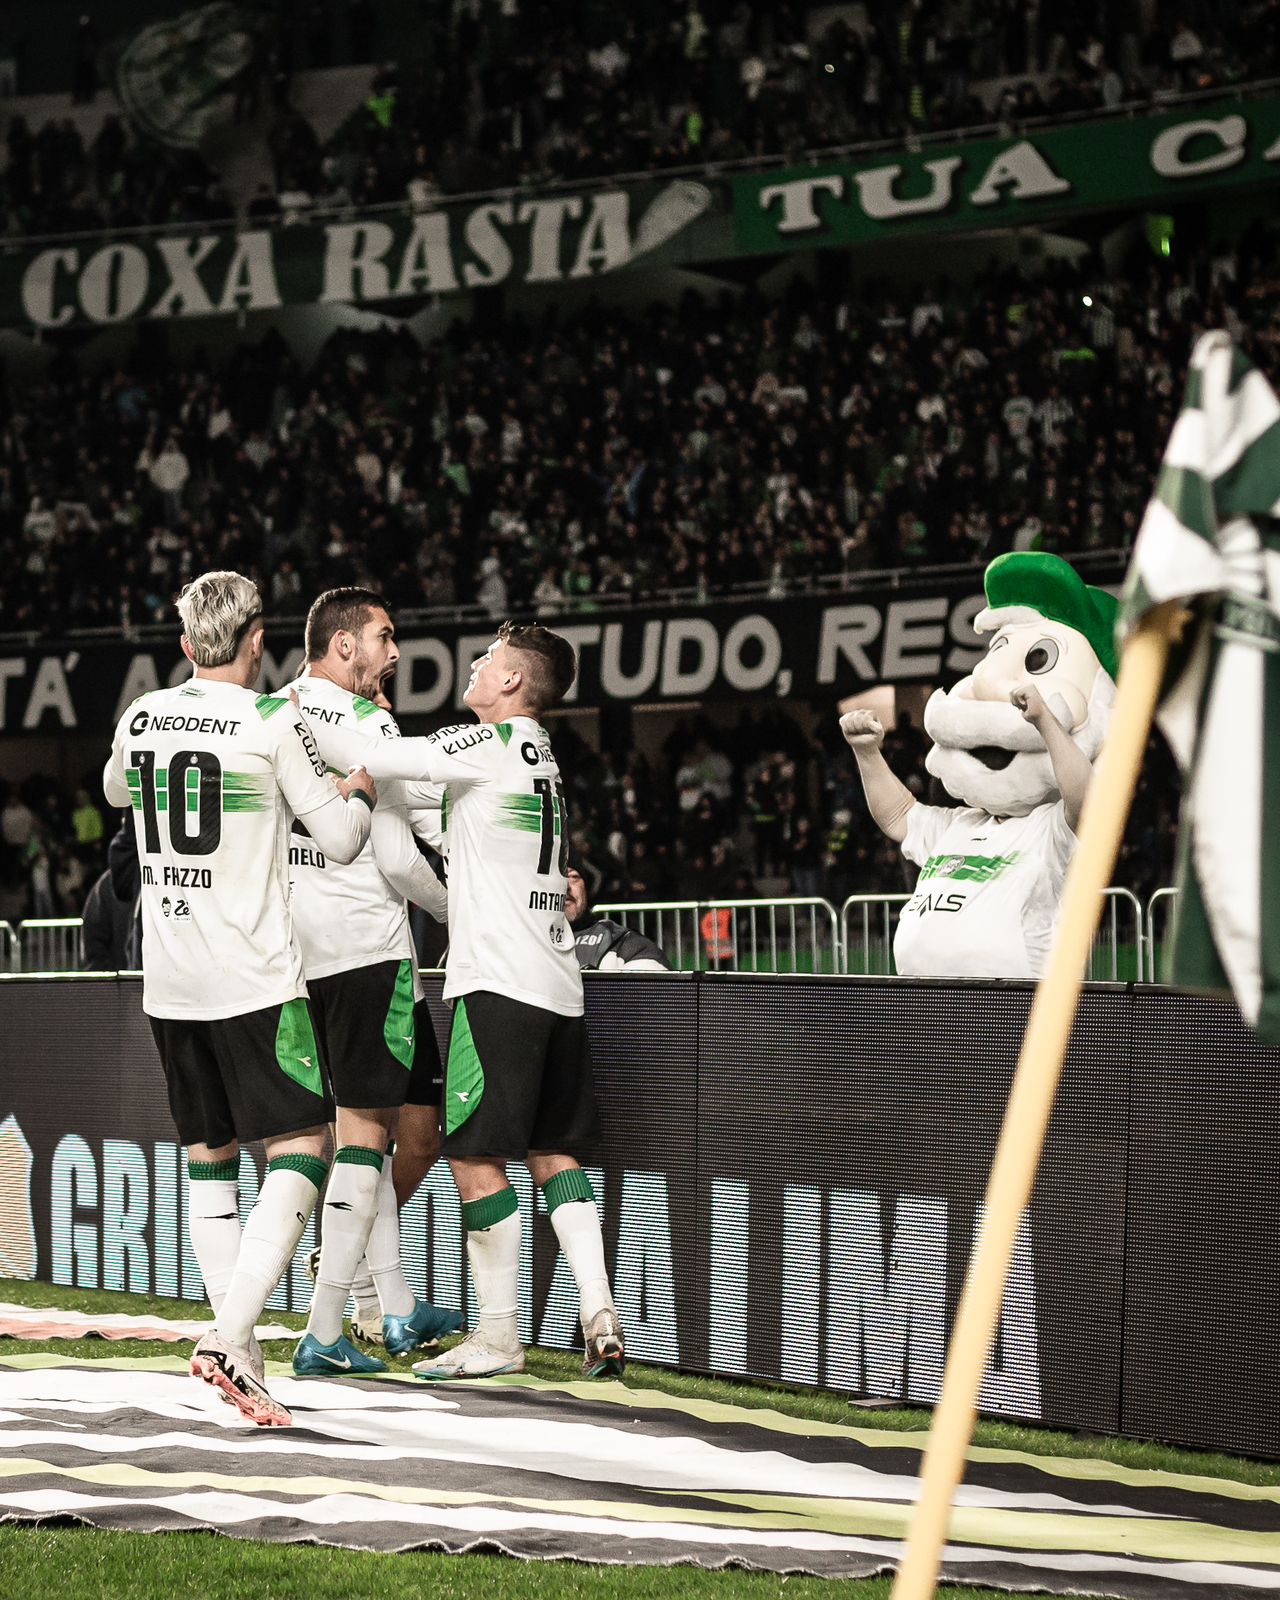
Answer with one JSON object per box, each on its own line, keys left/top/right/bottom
{"left": 841, "top": 552, "right": 1119, "bottom": 979}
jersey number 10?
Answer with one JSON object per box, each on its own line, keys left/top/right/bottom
{"left": 130, "top": 748, "right": 222, "bottom": 857}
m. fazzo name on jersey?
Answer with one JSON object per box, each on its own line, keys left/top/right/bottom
{"left": 528, "top": 890, "right": 566, "bottom": 912}
{"left": 141, "top": 865, "right": 213, "bottom": 887}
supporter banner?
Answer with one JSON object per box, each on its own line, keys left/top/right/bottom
{"left": 0, "top": 564, "right": 1125, "bottom": 736}
{"left": 734, "top": 95, "right": 1280, "bottom": 253}
{"left": 8, "top": 95, "right": 1278, "bottom": 332}
{"left": 7, "top": 175, "right": 728, "bottom": 332}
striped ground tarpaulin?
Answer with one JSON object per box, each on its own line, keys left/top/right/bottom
{"left": 0, "top": 1302, "right": 297, "bottom": 1344}
{"left": 1, "top": 1354, "right": 1280, "bottom": 1595}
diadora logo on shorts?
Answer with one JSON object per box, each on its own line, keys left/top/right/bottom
{"left": 456, "top": 1091, "right": 471, "bottom": 1103}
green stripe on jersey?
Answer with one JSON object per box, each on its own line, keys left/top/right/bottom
{"left": 352, "top": 695, "right": 381, "bottom": 720}
{"left": 222, "top": 772, "right": 272, "bottom": 813}
{"left": 495, "top": 722, "right": 514, "bottom": 745}
{"left": 496, "top": 792, "right": 562, "bottom": 834}
{"left": 255, "top": 693, "right": 288, "bottom": 720}
{"left": 383, "top": 959, "right": 416, "bottom": 1069}
{"left": 125, "top": 769, "right": 143, "bottom": 809}
{"left": 496, "top": 793, "right": 542, "bottom": 832}
{"left": 154, "top": 770, "right": 168, "bottom": 812}
{"left": 918, "top": 852, "right": 1019, "bottom": 883}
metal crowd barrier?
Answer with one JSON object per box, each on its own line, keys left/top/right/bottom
{"left": 838, "top": 887, "right": 1146, "bottom": 981}
{"left": 4, "top": 889, "right": 1176, "bottom": 983}
{"left": 14, "top": 918, "right": 85, "bottom": 972}
{"left": 593, "top": 898, "right": 843, "bottom": 975}
{"left": 1144, "top": 886, "right": 1180, "bottom": 984}
{"left": 840, "top": 894, "right": 910, "bottom": 976}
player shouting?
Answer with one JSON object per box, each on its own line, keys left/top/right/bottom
{"left": 299, "top": 621, "right": 625, "bottom": 1381}
{"left": 285, "top": 588, "right": 461, "bottom": 1373}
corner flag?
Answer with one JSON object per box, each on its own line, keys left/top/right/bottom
{"left": 1118, "top": 331, "right": 1280, "bottom": 1040}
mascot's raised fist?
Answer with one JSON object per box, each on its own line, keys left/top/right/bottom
{"left": 840, "top": 710, "right": 885, "bottom": 750}
{"left": 1010, "top": 683, "right": 1049, "bottom": 725}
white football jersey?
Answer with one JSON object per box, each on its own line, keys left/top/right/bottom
{"left": 103, "top": 679, "right": 371, "bottom": 1020}
{"left": 895, "top": 800, "right": 1076, "bottom": 980}
{"left": 305, "top": 716, "right": 582, "bottom": 1016}
{"left": 285, "top": 674, "right": 422, "bottom": 993}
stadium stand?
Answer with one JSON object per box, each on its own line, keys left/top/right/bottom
{"left": 1, "top": 235, "right": 1276, "bottom": 636}
{"left": 0, "top": 2, "right": 1273, "bottom": 235}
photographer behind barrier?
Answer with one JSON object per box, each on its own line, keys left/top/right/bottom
{"left": 841, "top": 551, "right": 1119, "bottom": 981}
{"left": 565, "top": 866, "right": 672, "bottom": 973}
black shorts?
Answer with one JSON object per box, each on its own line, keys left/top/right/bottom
{"left": 149, "top": 997, "right": 334, "bottom": 1149}
{"left": 406, "top": 997, "right": 443, "bottom": 1108}
{"left": 307, "top": 958, "right": 437, "bottom": 1111}
{"left": 441, "top": 991, "right": 600, "bottom": 1161}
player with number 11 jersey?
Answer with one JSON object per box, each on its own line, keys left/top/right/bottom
{"left": 304, "top": 621, "right": 624, "bottom": 1383}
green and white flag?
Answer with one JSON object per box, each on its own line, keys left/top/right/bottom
{"left": 1119, "top": 330, "right": 1280, "bottom": 1038}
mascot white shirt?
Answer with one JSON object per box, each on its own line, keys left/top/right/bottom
{"left": 890, "top": 553, "right": 1119, "bottom": 980}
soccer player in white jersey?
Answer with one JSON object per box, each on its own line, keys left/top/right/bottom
{"left": 285, "top": 588, "right": 461, "bottom": 1373}
{"left": 302, "top": 621, "right": 625, "bottom": 1380}
{"left": 102, "top": 571, "right": 377, "bottom": 1426}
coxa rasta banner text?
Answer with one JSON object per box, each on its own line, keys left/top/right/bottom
{"left": 10, "top": 177, "right": 728, "bottom": 333}
{"left": 734, "top": 94, "right": 1280, "bottom": 252}
{"left": 6, "top": 95, "right": 1280, "bottom": 332}
{"left": 1, "top": 569, "right": 1133, "bottom": 736}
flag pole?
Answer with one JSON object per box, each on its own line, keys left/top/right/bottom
{"left": 890, "top": 602, "right": 1182, "bottom": 1600}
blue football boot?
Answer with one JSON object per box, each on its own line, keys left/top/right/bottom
{"left": 382, "top": 1298, "right": 465, "bottom": 1356}
{"left": 292, "top": 1332, "right": 387, "bottom": 1376}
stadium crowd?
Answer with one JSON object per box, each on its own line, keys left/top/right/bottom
{"left": 0, "top": 0, "right": 1273, "bottom": 238}
{"left": 308, "top": 0, "right": 1266, "bottom": 200}
{"left": 2, "top": 236, "right": 1277, "bottom": 637}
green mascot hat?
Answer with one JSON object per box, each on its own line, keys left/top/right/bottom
{"left": 979, "top": 552, "right": 1120, "bottom": 680}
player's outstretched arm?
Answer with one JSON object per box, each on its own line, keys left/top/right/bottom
{"left": 369, "top": 805, "right": 448, "bottom": 922}
{"left": 839, "top": 710, "right": 917, "bottom": 844}
{"left": 274, "top": 709, "right": 375, "bottom": 865}
{"left": 306, "top": 719, "right": 434, "bottom": 783}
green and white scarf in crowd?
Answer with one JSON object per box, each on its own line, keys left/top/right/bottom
{"left": 1119, "top": 330, "right": 1280, "bottom": 1039}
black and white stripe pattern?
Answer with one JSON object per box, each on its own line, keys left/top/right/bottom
{"left": 2, "top": 1356, "right": 1280, "bottom": 1595}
